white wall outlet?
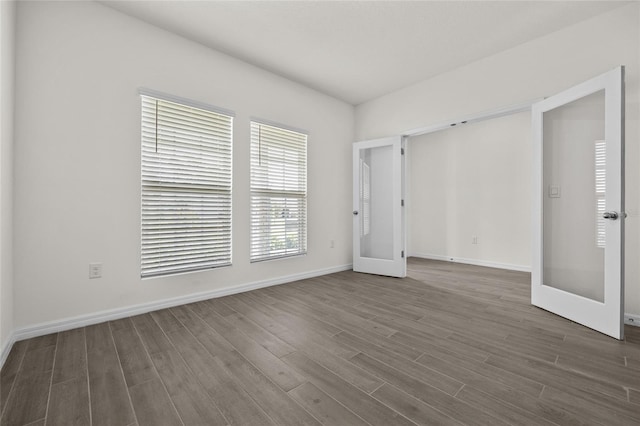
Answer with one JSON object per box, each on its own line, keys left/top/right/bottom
{"left": 330, "top": 239, "right": 335, "bottom": 248}
{"left": 472, "top": 236, "right": 478, "bottom": 245}
{"left": 89, "top": 262, "right": 102, "bottom": 279}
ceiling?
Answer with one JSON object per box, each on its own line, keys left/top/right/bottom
{"left": 102, "top": 1, "right": 630, "bottom": 105}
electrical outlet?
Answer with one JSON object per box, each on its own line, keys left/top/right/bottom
{"left": 89, "top": 263, "right": 102, "bottom": 279}
{"left": 330, "top": 240, "right": 335, "bottom": 248}
{"left": 472, "top": 236, "right": 478, "bottom": 245}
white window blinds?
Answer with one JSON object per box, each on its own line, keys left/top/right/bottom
{"left": 250, "top": 121, "right": 307, "bottom": 262}
{"left": 141, "top": 94, "right": 233, "bottom": 277}
{"left": 595, "top": 139, "right": 606, "bottom": 248}
{"left": 360, "top": 160, "right": 371, "bottom": 237}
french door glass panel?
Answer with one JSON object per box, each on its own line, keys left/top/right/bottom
{"left": 359, "top": 145, "right": 394, "bottom": 260}
{"left": 543, "top": 90, "right": 605, "bottom": 302}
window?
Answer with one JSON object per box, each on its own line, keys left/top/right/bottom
{"left": 595, "top": 139, "right": 606, "bottom": 248}
{"left": 250, "top": 121, "right": 307, "bottom": 261}
{"left": 140, "top": 90, "right": 233, "bottom": 277}
{"left": 359, "top": 159, "right": 371, "bottom": 237}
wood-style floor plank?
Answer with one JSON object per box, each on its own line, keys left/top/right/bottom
{"left": 277, "top": 329, "right": 383, "bottom": 394}
{"left": 0, "top": 340, "right": 28, "bottom": 417}
{"left": 258, "top": 297, "right": 343, "bottom": 337}
{"left": 273, "top": 287, "right": 398, "bottom": 338}
{"left": 46, "top": 377, "right": 91, "bottom": 426}
{"left": 52, "top": 328, "right": 86, "bottom": 384}
{"left": 128, "top": 378, "right": 182, "bottom": 426}
{"left": 3, "top": 258, "right": 640, "bottom": 425}
{"left": 242, "top": 296, "right": 357, "bottom": 359}
{"left": 454, "top": 385, "right": 558, "bottom": 426}
{"left": 389, "top": 330, "right": 490, "bottom": 364}
{"left": 85, "top": 322, "right": 137, "bottom": 426}
{"left": 415, "top": 352, "right": 544, "bottom": 397}
{"left": 484, "top": 353, "right": 628, "bottom": 401}
{"left": 25, "top": 334, "right": 57, "bottom": 351}
{"left": 149, "top": 309, "right": 184, "bottom": 334}
{"left": 135, "top": 310, "right": 227, "bottom": 425}
{"left": 1, "top": 371, "right": 51, "bottom": 426}
{"left": 282, "top": 351, "right": 416, "bottom": 426}
{"left": 1, "top": 345, "right": 55, "bottom": 426}
{"left": 340, "top": 333, "right": 464, "bottom": 396}
{"left": 193, "top": 306, "right": 306, "bottom": 392}
{"left": 333, "top": 328, "right": 423, "bottom": 362}
{"left": 224, "top": 312, "right": 296, "bottom": 358}
{"left": 540, "top": 385, "right": 639, "bottom": 426}
{"left": 109, "top": 318, "right": 156, "bottom": 388}
{"left": 218, "top": 295, "right": 291, "bottom": 336}
{"left": 215, "top": 349, "right": 321, "bottom": 426}
{"left": 130, "top": 313, "right": 174, "bottom": 356}
{"left": 626, "top": 356, "right": 640, "bottom": 371}
{"left": 148, "top": 349, "right": 227, "bottom": 426}
{"left": 348, "top": 352, "right": 509, "bottom": 426}
{"left": 556, "top": 352, "right": 640, "bottom": 389}
{"left": 370, "top": 383, "right": 461, "bottom": 426}
{"left": 165, "top": 326, "right": 275, "bottom": 426}
{"left": 288, "top": 381, "right": 370, "bottom": 426}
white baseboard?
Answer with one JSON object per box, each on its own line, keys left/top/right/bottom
{"left": 410, "top": 252, "right": 531, "bottom": 272}
{"left": 625, "top": 313, "right": 640, "bottom": 327}
{"left": 0, "top": 263, "right": 352, "bottom": 369}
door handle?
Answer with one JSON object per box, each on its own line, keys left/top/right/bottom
{"left": 353, "top": 211, "right": 359, "bottom": 215}
{"left": 603, "top": 211, "right": 619, "bottom": 220}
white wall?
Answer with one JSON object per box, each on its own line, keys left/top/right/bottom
{"left": 13, "top": 1, "right": 354, "bottom": 331}
{"left": 0, "top": 0, "right": 15, "bottom": 360}
{"left": 407, "top": 112, "right": 531, "bottom": 271}
{"left": 356, "top": 4, "right": 640, "bottom": 316}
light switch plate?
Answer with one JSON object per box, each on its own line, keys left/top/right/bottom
{"left": 548, "top": 184, "right": 560, "bottom": 198}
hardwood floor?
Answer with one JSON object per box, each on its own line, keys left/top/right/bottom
{"left": 1, "top": 258, "right": 639, "bottom": 425}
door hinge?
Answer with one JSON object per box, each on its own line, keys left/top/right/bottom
{"left": 401, "top": 148, "right": 405, "bottom": 155}
{"left": 401, "top": 199, "right": 405, "bottom": 207}
{"left": 401, "top": 250, "right": 405, "bottom": 258}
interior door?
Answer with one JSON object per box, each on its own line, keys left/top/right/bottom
{"left": 353, "top": 136, "right": 406, "bottom": 277}
{"left": 532, "top": 67, "right": 625, "bottom": 339}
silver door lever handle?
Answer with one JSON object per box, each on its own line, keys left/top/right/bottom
{"left": 603, "top": 211, "right": 619, "bottom": 220}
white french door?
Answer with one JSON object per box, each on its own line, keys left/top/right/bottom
{"left": 532, "top": 67, "right": 625, "bottom": 339}
{"left": 352, "top": 136, "right": 406, "bottom": 278}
